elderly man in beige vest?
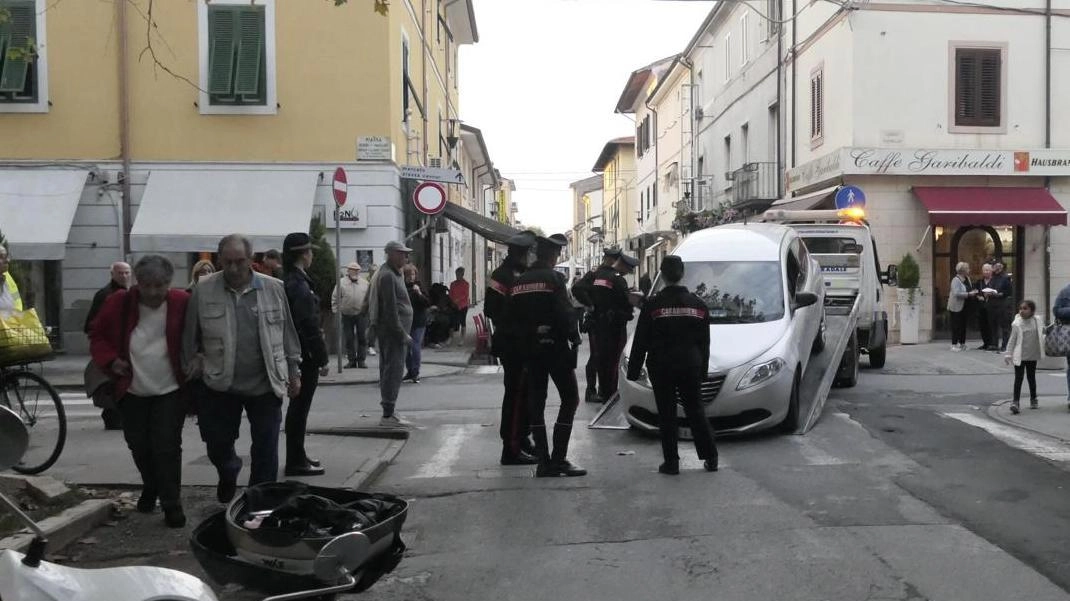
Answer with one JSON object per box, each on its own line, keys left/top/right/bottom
{"left": 332, "top": 262, "right": 370, "bottom": 369}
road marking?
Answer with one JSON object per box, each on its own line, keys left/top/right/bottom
{"left": 410, "top": 424, "right": 481, "bottom": 479}
{"left": 789, "top": 435, "right": 853, "bottom": 465}
{"left": 471, "top": 366, "right": 500, "bottom": 375}
{"left": 942, "top": 412, "right": 1070, "bottom": 461}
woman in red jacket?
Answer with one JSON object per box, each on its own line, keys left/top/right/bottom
{"left": 89, "top": 255, "right": 190, "bottom": 528}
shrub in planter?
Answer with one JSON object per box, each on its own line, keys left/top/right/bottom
{"left": 897, "top": 253, "right": 920, "bottom": 305}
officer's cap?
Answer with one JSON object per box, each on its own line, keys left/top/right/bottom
{"left": 660, "top": 255, "right": 684, "bottom": 278}
{"left": 505, "top": 231, "right": 537, "bottom": 249}
{"left": 535, "top": 234, "right": 568, "bottom": 253}
{"left": 617, "top": 254, "right": 639, "bottom": 270}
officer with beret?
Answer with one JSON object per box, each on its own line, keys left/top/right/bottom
{"left": 510, "top": 234, "right": 586, "bottom": 477}
{"left": 627, "top": 256, "right": 717, "bottom": 474}
{"left": 571, "top": 246, "right": 622, "bottom": 403}
{"left": 486, "top": 230, "right": 539, "bottom": 465}
{"left": 588, "top": 252, "right": 639, "bottom": 404}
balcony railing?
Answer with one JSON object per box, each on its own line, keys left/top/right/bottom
{"left": 732, "top": 162, "right": 779, "bottom": 206}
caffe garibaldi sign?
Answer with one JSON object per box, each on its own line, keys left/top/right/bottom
{"left": 788, "top": 147, "right": 1070, "bottom": 190}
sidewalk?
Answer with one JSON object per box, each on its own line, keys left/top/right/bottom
{"left": 882, "top": 342, "right": 1066, "bottom": 376}
{"left": 989, "top": 396, "right": 1070, "bottom": 443}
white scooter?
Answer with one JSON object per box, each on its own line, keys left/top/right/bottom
{"left": 0, "top": 405, "right": 370, "bottom": 601}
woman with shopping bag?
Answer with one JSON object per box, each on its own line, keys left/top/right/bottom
{"left": 0, "top": 244, "right": 22, "bottom": 312}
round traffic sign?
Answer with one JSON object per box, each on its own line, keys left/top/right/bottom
{"left": 835, "top": 185, "right": 865, "bottom": 209}
{"left": 414, "top": 182, "right": 447, "bottom": 215}
{"left": 332, "top": 167, "right": 348, "bottom": 207}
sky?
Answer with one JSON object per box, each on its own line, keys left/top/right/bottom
{"left": 458, "top": 0, "right": 715, "bottom": 235}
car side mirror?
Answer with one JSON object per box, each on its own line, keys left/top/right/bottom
{"left": 882, "top": 265, "right": 898, "bottom": 287}
{"left": 794, "top": 291, "right": 819, "bottom": 310}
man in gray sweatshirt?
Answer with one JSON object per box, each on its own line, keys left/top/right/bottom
{"left": 369, "top": 241, "right": 414, "bottom": 427}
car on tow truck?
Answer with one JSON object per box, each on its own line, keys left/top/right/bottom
{"left": 620, "top": 222, "right": 826, "bottom": 436}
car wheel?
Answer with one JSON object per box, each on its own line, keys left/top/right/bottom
{"left": 811, "top": 317, "right": 826, "bottom": 354}
{"left": 835, "top": 330, "right": 860, "bottom": 388}
{"left": 868, "top": 343, "right": 886, "bottom": 369}
{"left": 778, "top": 368, "right": 801, "bottom": 434}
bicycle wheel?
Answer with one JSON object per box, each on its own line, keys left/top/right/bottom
{"left": 1, "top": 371, "right": 66, "bottom": 475}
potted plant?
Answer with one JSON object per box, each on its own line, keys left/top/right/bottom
{"left": 895, "top": 253, "right": 921, "bottom": 344}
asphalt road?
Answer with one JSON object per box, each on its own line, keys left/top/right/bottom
{"left": 49, "top": 347, "right": 1070, "bottom": 601}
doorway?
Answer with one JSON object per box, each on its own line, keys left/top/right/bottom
{"left": 932, "top": 225, "right": 1023, "bottom": 338}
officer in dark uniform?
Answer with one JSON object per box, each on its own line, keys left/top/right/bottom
{"left": 589, "top": 252, "right": 639, "bottom": 403}
{"left": 511, "top": 234, "right": 586, "bottom": 477}
{"left": 626, "top": 256, "right": 717, "bottom": 475}
{"left": 572, "top": 246, "right": 622, "bottom": 403}
{"left": 486, "top": 230, "right": 539, "bottom": 465}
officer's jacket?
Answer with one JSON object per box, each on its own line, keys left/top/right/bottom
{"left": 571, "top": 269, "right": 597, "bottom": 307}
{"left": 627, "top": 285, "right": 710, "bottom": 378}
{"left": 588, "top": 265, "right": 634, "bottom": 324}
{"left": 509, "top": 265, "right": 576, "bottom": 354}
{"left": 485, "top": 256, "right": 525, "bottom": 355}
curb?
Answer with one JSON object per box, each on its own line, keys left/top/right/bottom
{"left": 0, "top": 498, "right": 112, "bottom": 553}
{"left": 986, "top": 399, "right": 1070, "bottom": 444}
{"left": 343, "top": 438, "right": 407, "bottom": 491}
{"left": 306, "top": 426, "right": 410, "bottom": 439}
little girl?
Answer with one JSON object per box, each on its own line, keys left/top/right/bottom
{"left": 1004, "top": 300, "right": 1046, "bottom": 414}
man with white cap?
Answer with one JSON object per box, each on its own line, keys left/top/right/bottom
{"left": 369, "top": 241, "right": 414, "bottom": 428}
{"left": 332, "top": 261, "right": 370, "bottom": 368}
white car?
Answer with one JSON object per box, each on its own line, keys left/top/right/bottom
{"left": 621, "top": 223, "right": 826, "bottom": 435}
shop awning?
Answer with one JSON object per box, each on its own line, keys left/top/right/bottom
{"left": 0, "top": 169, "right": 88, "bottom": 260}
{"left": 130, "top": 171, "right": 318, "bottom": 252}
{"left": 769, "top": 185, "right": 839, "bottom": 212}
{"left": 441, "top": 201, "right": 519, "bottom": 245}
{"left": 913, "top": 187, "right": 1068, "bottom": 226}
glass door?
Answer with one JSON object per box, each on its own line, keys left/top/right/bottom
{"left": 931, "top": 226, "right": 1020, "bottom": 339}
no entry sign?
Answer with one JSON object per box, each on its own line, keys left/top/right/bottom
{"left": 414, "top": 182, "right": 447, "bottom": 215}
{"left": 333, "top": 167, "right": 348, "bottom": 207}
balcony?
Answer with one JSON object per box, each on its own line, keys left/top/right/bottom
{"left": 731, "top": 162, "right": 779, "bottom": 211}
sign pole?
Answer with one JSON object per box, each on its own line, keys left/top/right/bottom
{"left": 332, "top": 167, "right": 348, "bottom": 375}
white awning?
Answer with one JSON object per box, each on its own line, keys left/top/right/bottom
{"left": 131, "top": 170, "right": 318, "bottom": 253}
{"left": 0, "top": 169, "right": 88, "bottom": 260}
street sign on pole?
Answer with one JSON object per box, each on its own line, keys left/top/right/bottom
{"left": 834, "top": 185, "right": 866, "bottom": 209}
{"left": 400, "top": 165, "right": 465, "bottom": 185}
{"left": 414, "top": 182, "right": 448, "bottom": 215}
{"left": 333, "top": 167, "right": 346, "bottom": 374}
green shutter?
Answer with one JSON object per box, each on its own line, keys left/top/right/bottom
{"left": 207, "top": 7, "right": 237, "bottom": 95}
{"left": 233, "top": 8, "right": 263, "bottom": 96}
{"left": 0, "top": 3, "right": 35, "bottom": 94}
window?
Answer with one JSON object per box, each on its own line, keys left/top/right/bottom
{"left": 768, "top": 103, "right": 779, "bottom": 160}
{"left": 740, "top": 123, "right": 749, "bottom": 165}
{"left": 765, "top": 0, "right": 780, "bottom": 39}
{"left": 402, "top": 35, "right": 411, "bottom": 125}
{"left": 724, "top": 135, "right": 732, "bottom": 175}
{"left": 724, "top": 34, "right": 732, "bottom": 82}
{"left": 645, "top": 116, "right": 652, "bottom": 151}
{"left": 953, "top": 47, "right": 1002, "bottom": 128}
{"left": 198, "top": 0, "right": 275, "bottom": 115}
{"left": 740, "top": 14, "right": 749, "bottom": 66}
{"left": 0, "top": 0, "right": 47, "bottom": 112}
{"left": 810, "top": 68, "right": 824, "bottom": 143}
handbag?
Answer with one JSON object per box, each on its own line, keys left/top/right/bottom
{"left": 1044, "top": 322, "right": 1070, "bottom": 357}
{"left": 0, "top": 308, "right": 53, "bottom": 365}
{"left": 83, "top": 292, "right": 132, "bottom": 408}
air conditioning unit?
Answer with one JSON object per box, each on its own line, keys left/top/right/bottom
{"left": 428, "top": 156, "right": 443, "bottom": 168}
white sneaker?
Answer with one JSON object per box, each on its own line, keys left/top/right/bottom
{"left": 379, "top": 414, "right": 412, "bottom": 429}
{"left": 951, "top": 344, "right": 961, "bottom": 352}
{"left": 368, "top": 348, "right": 377, "bottom": 356}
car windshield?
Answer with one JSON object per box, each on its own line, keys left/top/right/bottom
{"left": 655, "top": 261, "right": 784, "bottom": 323}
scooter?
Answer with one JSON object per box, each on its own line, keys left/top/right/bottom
{"left": 0, "top": 405, "right": 372, "bottom": 601}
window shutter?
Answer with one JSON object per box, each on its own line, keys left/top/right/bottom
{"left": 234, "top": 8, "right": 264, "bottom": 96}
{"left": 979, "top": 52, "right": 1000, "bottom": 125}
{"left": 207, "top": 8, "right": 237, "bottom": 95}
{"left": 0, "top": 2, "right": 35, "bottom": 94}
{"left": 955, "top": 48, "right": 1000, "bottom": 127}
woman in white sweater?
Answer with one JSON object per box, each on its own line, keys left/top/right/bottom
{"left": 1004, "top": 300, "right": 1045, "bottom": 414}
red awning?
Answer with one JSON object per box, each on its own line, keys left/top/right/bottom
{"left": 913, "top": 187, "right": 1067, "bottom": 226}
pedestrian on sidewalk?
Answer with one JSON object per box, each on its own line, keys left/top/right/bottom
{"left": 1004, "top": 300, "right": 1045, "bottom": 414}
{"left": 403, "top": 264, "right": 430, "bottom": 384}
{"left": 89, "top": 255, "right": 190, "bottom": 528}
{"left": 992, "top": 262, "right": 1015, "bottom": 352}
{"left": 332, "top": 262, "right": 370, "bottom": 369}
{"left": 252, "top": 249, "right": 282, "bottom": 279}
{"left": 572, "top": 247, "right": 622, "bottom": 403}
{"left": 282, "top": 233, "right": 330, "bottom": 477}
{"left": 369, "top": 241, "right": 414, "bottom": 428}
{"left": 0, "top": 243, "right": 22, "bottom": 313}
{"left": 448, "top": 268, "right": 470, "bottom": 347}
{"left": 512, "top": 234, "right": 586, "bottom": 477}
{"left": 364, "top": 263, "right": 379, "bottom": 357}
{"left": 188, "top": 260, "right": 215, "bottom": 292}
{"left": 487, "top": 231, "right": 538, "bottom": 465}
{"left": 947, "top": 261, "right": 977, "bottom": 352}
{"left": 975, "top": 264, "right": 998, "bottom": 351}
{"left": 84, "top": 260, "right": 132, "bottom": 431}
{"left": 627, "top": 256, "right": 717, "bottom": 475}
{"left": 1053, "top": 282, "right": 1070, "bottom": 408}
{"left": 183, "top": 234, "right": 302, "bottom": 503}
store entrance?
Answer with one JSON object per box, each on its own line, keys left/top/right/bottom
{"left": 932, "top": 225, "right": 1023, "bottom": 339}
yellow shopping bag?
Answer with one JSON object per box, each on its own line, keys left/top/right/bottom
{"left": 0, "top": 308, "right": 53, "bottom": 365}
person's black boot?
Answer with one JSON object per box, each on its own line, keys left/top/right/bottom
{"left": 554, "top": 460, "right": 587, "bottom": 477}
{"left": 501, "top": 449, "right": 539, "bottom": 466}
{"left": 216, "top": 478, "right": 237, "bottom": 504}
{"left": 136, "top": 490, "right": 157, "bottom": 513}
{"left": 704, "top": 457, "right": 719, "bottom": 472}
{"left": 163, "top": 506, "right": 186, "bottom": 529}
{"left": 658, "top": 461, "right": 680, "bottom": 475}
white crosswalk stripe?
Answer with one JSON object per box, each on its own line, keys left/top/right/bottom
{"left": 942, "top": 412, "right": 1070, "bottom": 462}
{"left": 410, "top": 424, "right": 482, "bottom": 479}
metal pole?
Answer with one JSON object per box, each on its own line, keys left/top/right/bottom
{"left": 336, "top": 209, "right": 343, "bottom": 374}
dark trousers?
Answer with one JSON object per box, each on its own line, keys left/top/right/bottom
{"left": 526, "top": 356, "right": 580, "bottom": 463}
{"left": 950, "top": 310, "right": 968, "bottom": 345}
{"left": 585, "top": 331, "right": 599, "bottom": 393}
{"left": 101, "top": 407, "right": 123, "bottom": 429}
{"left": 342, "top": 314, "right": 368, "bottom": 364}
{"left": 994, "top": 301, "right": 1014, "bottom": 349}
{"left": 649, "top": 366, "right": 716, "bottom": 464}
{"left": 499, "top": 354, "right": 530, "bottom": 456}
{"left": 285, "top": 364, "right": 320, "bottom": 468}
{"left": 1013, "top": 361, "right": 1038, "bottom": 403}
{"left": 198, "top": 388, "right": 282, "bottom": 486}
{"left": 977, "top": 305, "right": 993, "bottom": 348}
{"left": 594, "top": 324, "right": 627, "bottom": 399}
{"left": 119, "top": 391, "right": 186, "bottom": 508}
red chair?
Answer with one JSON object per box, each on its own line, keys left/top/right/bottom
{"left": 473, "top": 314, "right": 490, "bottom": 356}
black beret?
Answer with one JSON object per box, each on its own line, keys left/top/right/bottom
{"left": 283, "top": 232, "right": 312, "bottom": 253}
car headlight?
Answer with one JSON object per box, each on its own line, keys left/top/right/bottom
{"left": 736, "top": 358, "right": 786, "bottom": 390}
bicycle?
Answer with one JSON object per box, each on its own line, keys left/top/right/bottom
{"left": 0, "top": 359, "right": 66, "bottom": 475}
